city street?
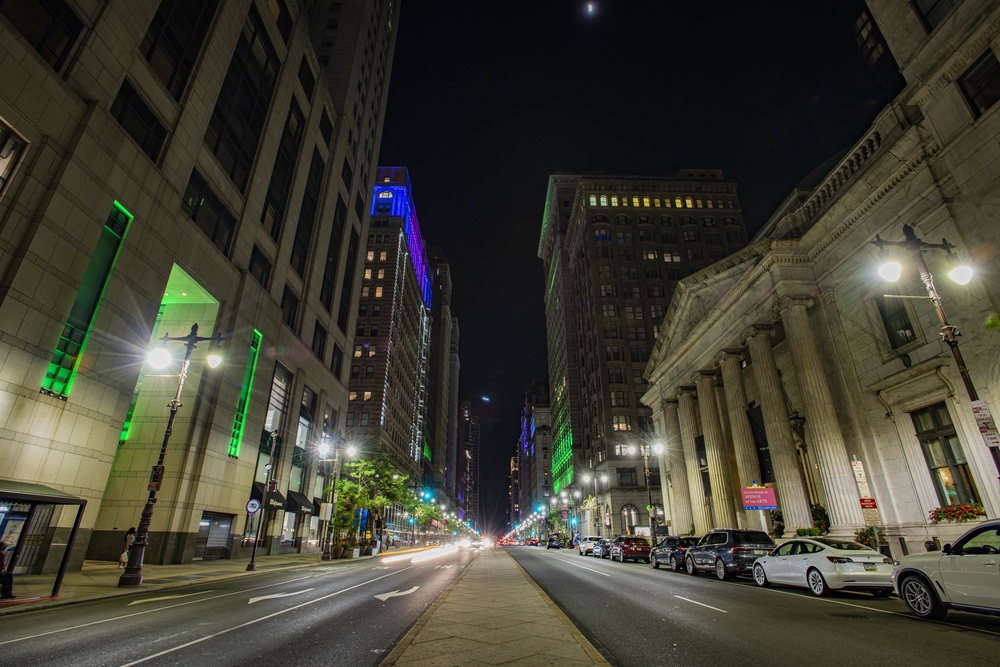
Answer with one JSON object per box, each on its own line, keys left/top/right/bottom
{"left": 509, "top": 546, "right": 1000, "bottom": 666}
{"left": 0, "top": 548, "right": 476, "bottom": 667}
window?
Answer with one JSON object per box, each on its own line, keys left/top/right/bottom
{"left": 365, "top": 365, "right": 374, "bottom": 378}
{"left": 320, "top": 195, "right": 348, "bottom": 310}
{"left": 596, "top": 246, "right": 612, "bottom": 259}
{"left": 595, "top": 228, "right": 610, "bottom": 241}
{"left": 0, "top": 0, "right": 83, "bottom": 71}
{"left": 675, "top": 197, "right": 683, "bottom": 208}
{"left": 608, "top": 368, "right": 625, "bottom": 384}
{"left": 606, "top": 346, "right": 623, "bottom": 361}
{"left": 261, "top": 102, "right": 305, "bottom": 241}
{"left": 111, "top": 81, "right": 167, "bottom": 161}
{"left": 639, "top": 229, "right": 654, "bottom": 242}
{"left": 959, "top": 50, "right": 1000, "bottom": 118}
{"left": 610, "top": 390, "right": 628, "bottom": 407}
{"left": 604, "top": 324, "right": 621, "bottom": 339}
{"left": 248, "top": 245, "right": 271, "bottom": 287}
{"left": 268, "top": 0, "right": 292, "bottom": 42}
{"left": 630, "top": 347, "right": 649, "bottom": 363}
{"left": 648, "top": 284, "right": 663, "bottom": 297}
{"left": 337, "top": 229, "right": 360, "bottom": 331}
{"left": 663, "top": 251, "right": 681, "bottom": 263}
{"left": 912, "top": 403, "right": 980, "bottom": 506}
{"left": 281, "top": 285, "right": 299, "bottom": 329}
{"left": 367, "top": 343, "right": 376, "bottom": 358}
{"left": 650, "top": 304, "right": 665, "bottom": 318}
{"left": 331, "top": 344, "right": 343, "bottom": 381}
{"left": 349, "top": 390, "right": 357, "bottom": 401}
{"left": 363, "top": 391, "right": 372, "bottom": 401}
{"left": 913, "top": 0, "right": 958, "bottom": 31}
{"left": 726, "top": 230, "right": 743, "bottom": 244}
{"left": 311, "top": 321, "right": 327, "bottom": 359}
{"left": 615, "top": 215, "right": 630, "bottom": 226}
{"left": 374, "top": 286, "right": 383, "bottom": 297}
{"left": 353, "top": 344, "right": 362, "bottom": 358}
{"left": 632, "top": 196, "right": 639, "bottom": 206}
{"left": 619, "top": 249, "right": 636, "bottom": 261}
{"left": 705, "top": 233, "right": 722, "bottom": 245}
{"left": 613, "top": 415, "right": 632, "bottom": 433}
{"left": 685, "top": 197, "right": 694, "bottom": 208}
{"left": 616, "top": 232, "right": 633, "bottom": 244}
{"left": 602, "top": 304, "right": 618, "bottom": 317}
{"left": 620, "top": 267, "right": 638, "bottom": 280}
{"left": 205, "top": 7, "right": 279, "bottom": 191}
{"left": 642, "top": 249, "right": 658, "bottom": 260}
{"left": 627, "top": 326, "right": 646, "bottom": 341}
{"left": 342, "top": 158, "right": 354, "bottom": 191}
{"left": 642, "top": 197, "right": 650, "bottom": 207}
{"left": 600, "top": 284, "right": 616, "bottom": 297}
{"left": 0, "top": 123, "right": 28, "bottom": 197}
{"left": 876, "top": 296, "right": 917, "bottom": 349}
{"left": 598, "top": 265, "right": 613, "bottom": 278}
{"left": 360, "top": 412, "right": 370, "bottom": 427}
{"left": 373, "top": 305, "right": 381, "bottom": 316}
{"left": 624, "top": 305, "right": 643, "bottom": 320}
{"left": 703, "top": 217, "right": 718, "bottom": 227}
{"left": 644, "top": 266, "right": 661, "bottom": 280}
{"left": 611, "top": 196, "right": 619, "bottom": 206}
{"left": 182, "top": 170, "right": 236, "bottom": 253}
{"left": 319, "top": 111, "right": 333, "bottom": 145}
{"left": 589, "top": 195, "right": 597, "bottom": 205}
{"left": 600, "top": 195, "right": 608, "bottom": 206}
{"left": 683, "top": 230, "right": 699, "bottom": 243}
{"left": 346, "top": 412, "right": 355, "bottom": 426}
{"left": 141, "top": 0, "right": 218, "bottom": 100}
{"left": 290, "top": 150, "right": 325, "bottom": 275}
{"left": 632, "top": 369, "right": 646, "bottom": 384}
{"left": 623, "top": 286, "right": 640, "bottom": 299}
{"left": 687, "top": 248, "right": 703, "bottom": 260}
{"left": 297, "top": 57, "right": 315, "bottom": 99}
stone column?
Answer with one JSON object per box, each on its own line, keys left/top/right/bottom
{"left": 745, "top": 326, "right": 812, "bottom": 533}
{"left": 696, "top": 371, "right": 737, "bottom": 529}
{"left": 777, "top": 297, "right": 865, "bottom": 536}
{"left": 678, "top": 387, "right": 710, "bottom": 534}
{"left": 661, "top": 398, "right": 693, "bottom": 536}
{"left": 719, "top": 350, "right": 762, "bottom": 530}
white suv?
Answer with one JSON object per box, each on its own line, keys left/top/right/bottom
{"left": 893, "top": 518, "right": 1000, "bottom": 620}
{"left": 578, "top": 535, "right": 603, "bottom": 556}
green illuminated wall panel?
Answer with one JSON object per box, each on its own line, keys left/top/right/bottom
{"left": 41, "top": 201, "right": 133, "bottom": 399}
{"left": 229, "top": 329, "right": 262, "bottom": 457}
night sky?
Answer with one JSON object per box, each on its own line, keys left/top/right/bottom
{"left": 377, "top": 1, "right": 890, "bottom": 536}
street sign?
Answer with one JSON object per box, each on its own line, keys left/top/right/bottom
{"left": 972, "top": 400, "right": 1000, "bottom": 447}
{"left": 246, "top": 499, "right": 261, "bottom": 514}
{"left": 859, "top": 497, "right": 877, "bottom": 510}
{"left": 148, "top": 465, "right": 164, "bottom": 491}
{"left": 741, "top": 487, "right": 777, "bottom": 510}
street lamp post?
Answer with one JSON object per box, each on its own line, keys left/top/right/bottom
{"left": 319, "top": 439, "right": 356, "bottom": 560}
{"left": 582, "top": 472, "right": 608, "bottom": 537}
{"left": 246, "top": 454, "right": 275, "bottom": 572}
{"left": 873, "top": 224, "right": 1000, "bottom": 483}
{"left": 631, "top": 444, "right": 664, "bottom": 544}
{"left": 119, "top": 323, "right": 222, "bottom": 587}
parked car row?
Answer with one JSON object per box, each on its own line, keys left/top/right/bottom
{"left": 556, "top": 519, "right": 1000, "bottom": 622}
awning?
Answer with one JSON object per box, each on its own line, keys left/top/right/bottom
{"left": 251, "top": 482, "right": 286, "bottom": 511}
{"left": 0, "top": 480, "right": 86, "bottom": 506}
{"left": 286, "top": 490, "right": 314, "bottom": 515}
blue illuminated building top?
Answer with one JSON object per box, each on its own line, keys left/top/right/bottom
{"left": 372, "top": 167, "right": 432, "bottom": 308}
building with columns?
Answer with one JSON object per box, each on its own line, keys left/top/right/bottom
{"left": 538, "top": 171, "right": 750, "bottom": 538}
{"left": 643, "top": 0, "right": 1000, "bottom": 553}
{"left": 0, "top": 0, "right": 400, "bottom": 571}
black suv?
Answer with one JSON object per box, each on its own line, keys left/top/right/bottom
{"left": 650, "top": 535, "right": 701, "bottom": 571}
{"left": 684, "top": 529, "right": 775, "bottom": 580}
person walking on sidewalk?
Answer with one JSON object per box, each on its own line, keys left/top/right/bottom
{"left": 120, "top": 527, "right": 136, "bottom": 568}
{"left": 0, "top": 541, "right": 15, "bottom": 599}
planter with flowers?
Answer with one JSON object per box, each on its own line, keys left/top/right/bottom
{"left": 928, "top": 503, "right": 986, "bottom": 524}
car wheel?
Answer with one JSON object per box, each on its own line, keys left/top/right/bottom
{"left": 685, "top": 555, "right": 698, "bottom": 575}
{"left": 900, "top": 575, "right": 947, "bottom": 620}
{"left": 617, "top": 551, "right": 625, "bottom": 563}
{"left": 651, "top": 555, "right": 660, "bottom": 569}
{"left": 715, "top": 558, "right": 730, "bottom": 581}
{"left": 753, "top": 563, "right": 770, "bottom": 587}
{"left": 669, "top": 555, "right": 681, "bottom": 572}
{"left": 806, "top": 568, "right": 829, "bottom": 597}
{"left": 871, "top": 589, "right": 892, "bottom": 598}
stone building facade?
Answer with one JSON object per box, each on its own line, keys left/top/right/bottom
{"left": 643, "top": 0, "right": 1000, "bottom": 553}
{"left": 0, "top": 0, "right": 399, "bottom": 572}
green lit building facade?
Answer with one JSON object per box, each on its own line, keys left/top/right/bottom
{"left": 0, "top": 0, "right": 399, "bottom": 572}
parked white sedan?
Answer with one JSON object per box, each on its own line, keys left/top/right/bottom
{"left": 753, "top": 537, "right": 894, "bottom": 597}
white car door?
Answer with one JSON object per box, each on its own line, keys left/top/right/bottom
{"left": 938, "top": 525, "right": 1000, "bottom": 609}
{"left": 767, "top": 542, "right": 796, "bottom": 584}
{"left": 783, "top": 541, "right": 813, "bottom": 586}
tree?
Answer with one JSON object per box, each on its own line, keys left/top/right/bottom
{"left": 338, "top": 455, "right": 410, "bottom": 545}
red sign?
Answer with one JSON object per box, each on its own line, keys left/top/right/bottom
{"left": 741, "top": 487, "right": 778, "bottom": 510}
{"left": 860, "top": 497, "right": 878, "bottom": 510}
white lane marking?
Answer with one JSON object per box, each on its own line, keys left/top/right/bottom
{"left": 127, "top": 591, "right": 214, "bottom": 606}
{"left": 674, "top": 596, "right": 728, "bottom": 613}
{"left": 551, "top": 556, "right": 611, "bottom": 577}
{"left": 248, "top": 589, "right": 314, "bottom": 604}
{"left": 373, "top": 586, "right": 419, "bottom": 601}
{"left": 435, "top": 565, "right": 453, "bottom": 569}
{"left": 0, "top": 571, "right": 374, "bottom": 647}
{"left": 119, "top": 568, "right": 414, "bottom": 665}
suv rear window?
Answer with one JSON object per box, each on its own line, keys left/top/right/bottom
{"left": 624, "top": 537, "right": 647, "bottom": 544}
{"left": 733, "top": 531, "right": 774, "bottom": 546}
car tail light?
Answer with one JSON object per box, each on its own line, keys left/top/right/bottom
{"left": 826, "top": 556, "right": 854, "bottom": 564}
{"left": 882, "top": 558, "right": 892, "bottom": 565}
{"left": 731, "top": 547, "right": 751, "bottom": 555}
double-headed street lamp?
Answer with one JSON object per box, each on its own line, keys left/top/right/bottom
{"left": 119, "top": 323, "right": 223, "bottom": 587}
{"left": 873, "top": 224, "right": 1000, "bottom": 483}
{"left": 629, "top": 443, "right": 664, "bottom": 542}
{"left": 318, "top": 438, "right": 357, "bottom": 560}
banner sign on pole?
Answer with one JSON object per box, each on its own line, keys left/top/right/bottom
{"left": 741, "top": 487, "right": 777, "bottom": 510}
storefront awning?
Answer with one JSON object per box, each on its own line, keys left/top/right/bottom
{"left": 0, "top": 480, "right": 86, "bottom": 506}
{"left": 251, "top": 482, "right": 285, "bottom": 511}
{"left": 286, "top": 490, "right": 314, "bottom": 515}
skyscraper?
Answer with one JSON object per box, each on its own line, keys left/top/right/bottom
{"left": 538, "top": 171, "right": 749, "bottom": 537}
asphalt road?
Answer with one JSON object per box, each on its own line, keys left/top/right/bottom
{"left": 0, "top": 547, "right": 477, "bottom": 667}
{"left": 509, "top": 546, "right": 1000, "bottom": 667}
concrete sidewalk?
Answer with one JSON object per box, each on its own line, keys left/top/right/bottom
{"left": 381, "top": 548, "right": 608, "bottom": 666}
{"left": 0, "top": 547, "right": 607, "bottom": 666}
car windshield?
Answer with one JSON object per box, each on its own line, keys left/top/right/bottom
{"left": 814, "top": 538, "right": 871, "bottom": 551}
{"left": 680, "top": 537, "right": 700, "bottom": 546}
{"left": 734, "top": 531, "right": 774, "bottom": 546}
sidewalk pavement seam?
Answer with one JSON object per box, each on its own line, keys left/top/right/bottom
{"left": 379, "top": 552, "right": 478, "bottom": 666}
{"left": 508, "top": 554, "right": 610, "bottom": 666}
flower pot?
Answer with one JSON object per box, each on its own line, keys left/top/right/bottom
{"left": 331, "top": 546, "right": 344, "bottom": 559}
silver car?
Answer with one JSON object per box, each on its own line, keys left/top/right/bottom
{"left": 893, "top": 518, "right": 1000, "bottom": 620}
{"left": 578, "top": 535, "right": 603, "bottom": 556}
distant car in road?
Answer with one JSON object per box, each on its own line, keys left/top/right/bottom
{"left": 650, "top": 536, "right": 701, "bottom": 571}
{"left": 685, "top": 529, "right": 775, "bottom": 580}
{"left": 893, "top": 518, "right": 1000, "bottom": 620}
{"left": 609, "top": 536, "right": 651, "bottom": 563}
{"left": 592, "top": 539, "right": 613, "bottom": 559}
{"left": 578, "top": 535, "right": 603, "bottom": 556}
{"left": 752, "top": 537, "right": 893, "bottom": 596}
{"left": 527, "top": 539, "right": 539, "bottom": 547}
{"left": 546, "top": 535, "right": 562, "bottom": 549}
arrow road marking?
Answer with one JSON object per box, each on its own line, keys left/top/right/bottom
{"left": 128, "top": 591, "right": 214, "bottom": 606}
{"left": 374, "top": 586, "right": 419, "bottom": 601}
{"left": 248, "top": 589, "right": 314, "bottom": 605}
{"left": 674, "top": 595, "right": 727, "bottom": 613}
